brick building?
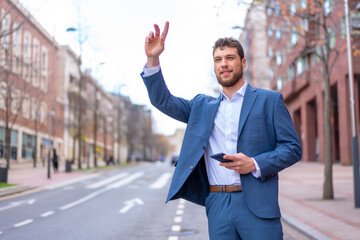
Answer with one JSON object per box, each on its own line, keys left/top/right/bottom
{"left": 265, "top": 0, "right": 360, "bottom": 164}
{"left": 0, "top": 0, "right": 63, "bottom": 166}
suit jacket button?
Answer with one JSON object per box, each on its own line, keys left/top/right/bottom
{"left": 190, "top": 166, "right": 194, "bottom": 170}
{"left": 202, "top": 146, "right": 206, "bottom": 150}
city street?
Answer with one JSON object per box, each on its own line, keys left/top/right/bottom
{"left": 0, "top": 162, "right": 309, "bottom": 240}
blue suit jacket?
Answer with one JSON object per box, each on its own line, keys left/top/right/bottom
{"left": 141, "top": 70, "right": 302, "bottom": 219}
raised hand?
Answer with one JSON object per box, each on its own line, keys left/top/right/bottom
{"left": 145, "top": 21, "right": 169, "bottom": 68}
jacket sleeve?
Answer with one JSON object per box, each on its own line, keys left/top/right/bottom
{"left": 254, "top": 93, "right": 302, "bottom": 181}
{"left": 141, "top": 69, "right": 193, "bottom": 123}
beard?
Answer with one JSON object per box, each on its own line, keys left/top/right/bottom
{"left": 216, "top": 67, "right": 243, "bottom": 88}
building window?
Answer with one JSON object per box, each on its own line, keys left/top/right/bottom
{"left": 268, "top": 46, "right": 273, "bottom": 57}
{"left": 301, "top": 0, "right": 307, "bottom": 9}
{"left": 277, "top": 77, "right": 282, "bottom": 91}
{"left": 41, "top": 46, "right": 48, "bottom": 92}
{"left": 22, "top": 94, "right": 30, "bottom": 119}
{"left": 268, "top": 27, "right": 273, "bottom": 37}
{"left": 0, "top": 127, "right": 18, "bottom": 160}
{"left": 296, "top": 56, "right": 308, "bottom": 76}
{"left": 329, "top": 28, "right": 336, "bottom": 49}
{"left": 40, "top": 102, "right": 47, "bottom": 123}
{"left": 289, "top": 64, "right": 295, "bottom": 81}
{"left": 32, "top": 38, "right": 40, "bottom": 88}
{"left": 291, "top": 28, "right": 299, "bottom": 45}
{"left": 324, "top": 0, "right": 334, "bottom": 16}
{"left": 311, "top": 53, "right": 317, "bottom": 67}
{"left": 12, "top": 21, "right": 22, "bottom": 74}
{"left": 276, "top": 29, "right": 281, "bottom": 40}
{"left": 23, "top": 31, "right": 32, "bottom": 82}
{"left": 301, "top": 17, "right": 309, "bottom": 32}
{"left": 290, "top": 3, "right": 297, "bottom": 15}
{"left": 276, "top": 51, "right": 282, "bottom": 66}
{"left": 11, "top": 88, "right": 20, "bottom": 115}
{"left": 22, "top": 133, "right": 36, "bottom": 159}
{"left": 0, "top": 81, "right": 6, "bottom": 110}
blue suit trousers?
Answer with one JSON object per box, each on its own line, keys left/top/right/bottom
{"left": 205, "top": 192, "right": 283, "bottom": 240}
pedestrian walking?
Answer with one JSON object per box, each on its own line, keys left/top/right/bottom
{"left": 52, "top": 149, "right": 59, "bottom": 173}
{"left": 141, "top": 22, "right": 302, "bottom": 239}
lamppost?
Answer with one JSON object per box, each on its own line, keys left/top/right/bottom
{"left": 344, "top": 0, "right": 360, "bottom": 208}
{"left": 66, "top": 26, "right": 84, "bottom": 169}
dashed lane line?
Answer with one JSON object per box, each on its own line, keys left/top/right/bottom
{"left": 41, "top": 211, "right": 55, "bottom": 217}
{"left": 14, "top": 219, "right": 33, "bottom": 227}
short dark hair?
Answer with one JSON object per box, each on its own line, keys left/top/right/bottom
{"left": 213, "top": 37, "right": 244, "bottom": 60}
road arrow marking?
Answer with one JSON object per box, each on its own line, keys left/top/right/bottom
{"left": 0, "top": 198, "right": 36, "bottom": 211}
{"left": 119, "top": 198, "right": 144, "bottom": 214}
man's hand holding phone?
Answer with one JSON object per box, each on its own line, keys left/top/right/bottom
{"left": 211, "top": 152, "right": 256, "bottom": 174}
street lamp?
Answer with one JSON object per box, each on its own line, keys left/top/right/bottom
{"left": 344, "top": 0, "right": 360, "bottom": 208}
{"left": 66, "top": 26, "right": 84, "bottom": 169}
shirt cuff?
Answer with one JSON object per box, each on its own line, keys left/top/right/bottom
{"left": 251, "top": 158, "right": 261, "bottom": 178}
{"left": 143, "top": 64, "right": 160, "bottom": 77}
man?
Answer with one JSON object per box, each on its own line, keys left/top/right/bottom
{"left": 141, "top": 22, "right": 302, "bottom": 239}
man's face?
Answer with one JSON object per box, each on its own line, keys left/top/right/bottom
{"left": 213, "top": 46, "right": 246, "bottom": 88}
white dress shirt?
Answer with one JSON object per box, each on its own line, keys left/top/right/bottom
{"left": 143, "top": 65, "right": 261, "bottom": 185}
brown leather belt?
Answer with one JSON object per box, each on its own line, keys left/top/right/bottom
{"left": 209, "top": 185, "right": 242, "bottom": 193}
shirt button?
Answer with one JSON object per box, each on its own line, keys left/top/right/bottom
{"left": 190, "top": 166, "right": 194, "bottom": 170}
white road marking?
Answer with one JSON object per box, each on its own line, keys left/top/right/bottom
{"left": 119, "top": 198, "right": 144, "bottom": 214}
{"left": 86, "top": 172, "right": 128, "bottom": 189}
{"left": 150, "top": 172, "right": 172, "bottom": 189}
{"left": 174, "top": 216, "right": 182, "bottom": 223}
{"left": 107, "top": 172, "right": 144, "bottom": 189}
{"left": 168, "top": 237, "right": 179, "bottom": 240}
{"left": 0, "top": 198, "right": 36, "bottom": 211}
{"left": 176, "top": 209, "right": 184, "bottom": 215}
{"left": 60, "top": 189, "right": 106, "bottom": 210}
{"left": 60, "top": 172, "right": 144, "bottom": 210}
{"left": 41, "top": 211, "right": 55, "bottom": 217}
{"left": 171, "top": 225, "right": 181, "bottom": 231}
{"left": 14, "top": 219, "right": 33, "bottom": 227}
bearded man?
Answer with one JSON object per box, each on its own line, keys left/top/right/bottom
{"left": 141, "top": 22, "right": 302, "bottom": 240}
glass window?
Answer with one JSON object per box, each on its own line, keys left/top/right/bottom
{"left": 324, "top": 0, "right": 334, "bottom": 16}
{"left": 289, "top": 64, "right": 295, "bottom": 81}
{"left": 268, "top": 28, "right": 273, "bottom": 37}
{"left": 297, "top": 58, "right": 303, "bottom": 76}
{"left": 301, "top": 0, "right": 307, "bottom": 9}
{"left": 0, "top": 127, "right": 4, "bottom": 143}
{"left": 329, "top": 28, "right": 336, "bottom": 49}
{"left": 276, "top": 30, "right": 281, "bottom": 40}
{"left": 21, "top": 133, "right": 36, "bottom": 159}
{"left": 276, "top": 52, "right": 282, "bottom": 66}
{"left": 277, "top": 78, "right": 282, "bottom": 91}
{"left": 311, "top": 53, "right": 317, "bottom": 66}
{"left": 11, "top": 130, "right": 17, "bottom": 146}
{"left": 291, "top": 30, "right": 299, "bottom": 45}
{"left": 290, "top": 3, "right": 297, "bottom": 15}
{"left": 302, "top": 18, "right": 309, "bottom": 32}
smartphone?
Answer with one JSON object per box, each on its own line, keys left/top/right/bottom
{"left": 210, "top": 153, "right": 233, "bottom": 163}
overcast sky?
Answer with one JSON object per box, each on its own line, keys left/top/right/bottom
{"left": 19, "top": 0, "right": 250, "bottom": 135}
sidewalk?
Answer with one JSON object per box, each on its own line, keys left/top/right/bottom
{"left": 279, "top": 161, "right": 360, "bottom": 240}
{"left": 0, "top": 161, "right": 107, "bottom": 198}
{"left": 1, "top": 161, "right": 359, "bottom": 239}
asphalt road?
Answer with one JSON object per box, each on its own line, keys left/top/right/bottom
{"left": 0, "top": 162, "right": 309, "bottom": 240}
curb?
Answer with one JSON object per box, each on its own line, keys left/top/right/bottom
{"left": 0, "top": 185, "right": 36, "bottom": 198}
{"left": 282, "top": 212, "right": 332, "bottom": 240}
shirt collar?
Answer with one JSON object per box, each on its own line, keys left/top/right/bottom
{"left": 221, "top": 82, "right": 248, "bottom": 100}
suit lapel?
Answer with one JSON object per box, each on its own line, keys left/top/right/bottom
{"left": 238, "top": 84, "right": 258, "bottom": 138}
{"left": 206, "top": 95, "right": 221, "bottom": 139}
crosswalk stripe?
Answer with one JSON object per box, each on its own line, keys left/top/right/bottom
{"left": 86, "top": 172, "right": 128, "bottom": 189}
{"left": 107, "top": 172, "right": 144, "bottom": 189}
{"left": 150, "top": 172, "right": 172, "bottom": 189}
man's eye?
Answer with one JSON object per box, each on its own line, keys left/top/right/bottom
{"left": 214, "top": 59, "right": 221, "bottom": 62}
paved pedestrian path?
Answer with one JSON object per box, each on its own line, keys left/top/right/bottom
{"left": 279, "top": 161, "right": 360, "bottom": 240}
{"left": 1, "top": 160, "right": 359, "bottom": 239}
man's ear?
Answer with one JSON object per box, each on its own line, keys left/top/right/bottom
{"left": 242, "top": 58, "right": 246, "bottom": 69}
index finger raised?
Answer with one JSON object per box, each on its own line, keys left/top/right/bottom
{"left": 161, "top": 21, "right": 169, "bottom": 40}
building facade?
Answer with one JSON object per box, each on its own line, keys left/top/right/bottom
{"left": 0, "top": 0, "right": 63, "bottom": 167}
{"left": 0, "top": 0, "right": 153, "bottom": 169}
{"left": 266, "top": 0, "right": 360, "bottom": 164}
